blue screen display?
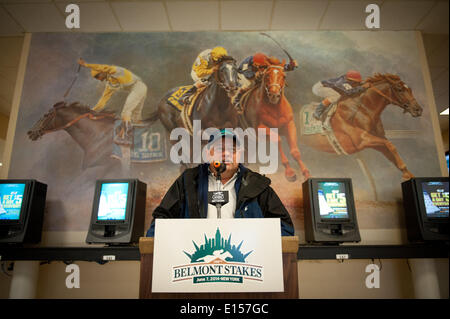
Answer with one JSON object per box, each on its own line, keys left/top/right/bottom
{"left": 317, "top": 182, "right": 349, "bottom": 219}
{"left": 0, "top": 183, "right": 26, "bottom": 220}
{"left": 97, "top": 183, "right": 129, "bottom": 221}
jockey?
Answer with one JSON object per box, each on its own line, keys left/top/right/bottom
{"left": 312, "top": 70, "right": 366, "bottom": 120}
{"left": 181, "top": 46, "right": 229, "bottom": 104}
{"left": 234, "top": 52, "right": 298, "bottom": 112}
{"left": 78, "top": 58, "right": 148, "bottom": 145}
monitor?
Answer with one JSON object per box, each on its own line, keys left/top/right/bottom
{"left": 96, "top": 182, "right": 130, "bottom": 222}
{"left": 303, "top": 178, "right": 360, "bottom": 244}
{"left": 0, "top": 182, "right": 26, "bottom": 222}
{"left": 86, "top": 179, "right": 147, "bottom": 244}
{"left": 420, "top": 181, "right": 449, "bottom": 219}
{"left": 317, "top": 181, "right": 350, "bottom": 220}
{"left": 402, "top": 177, "right": 449, "bottom": 242}
{"left": 0, "top": 180, "right": 47, "bottom": 244}
{"left": 445, "top": 151, "right": 449, "bottom": 173}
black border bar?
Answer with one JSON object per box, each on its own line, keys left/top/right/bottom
{"left": 0, "top": 243, "right": 448, "bottom": 262}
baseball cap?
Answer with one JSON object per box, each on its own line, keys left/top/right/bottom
{"left": 207, "top": 129, "right": 240, "bottom": 148}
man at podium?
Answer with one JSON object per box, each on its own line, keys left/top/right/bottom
{"left": 146, "top": 129, "right": 294, "bottom": 236}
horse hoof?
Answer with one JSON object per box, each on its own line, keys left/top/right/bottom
{"left": 285, "top": 172, "right": 297, "bottom": 182}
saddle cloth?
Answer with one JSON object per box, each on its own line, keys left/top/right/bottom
{"left": 300, "top": 102, "right": 348, "bottom": 155}
{"left": 300, "top": 102, "right": 336, "bottom": 135}
{"left": 166, "top": 85, "right": 205, "bottom": 135}
{"left": 167, "top": 85, "right": 203, "bottom": 117}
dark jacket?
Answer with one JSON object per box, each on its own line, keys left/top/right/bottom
{"left": 146, "top": 163, "right": 295, "bottom": 237}
{"left": 321, "top": 75, "right": 365, "bottom": 96}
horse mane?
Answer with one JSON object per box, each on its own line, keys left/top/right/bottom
{"left": 365, "top": 73, "right": 402, "bottom": 84}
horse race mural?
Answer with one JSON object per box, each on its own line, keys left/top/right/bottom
{"left": 8, "top": 31, "right": 442, "bottom": 235}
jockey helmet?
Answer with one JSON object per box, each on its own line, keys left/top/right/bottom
{"left": 253, "top": 53, "right": 268, "bottom": 66}
{"left": 346, "top": 70, "right": 362, "bottom": 82}
{"left": 211, "top": 47, "right": 228, "bottom": 61}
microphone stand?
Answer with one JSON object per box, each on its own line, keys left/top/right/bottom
{"left": 214, "top": 162, "right": 226, "bottom": 219}
{"left": 208, "top": 162, "right": 228, "bottom": 219}
{"left": 215, "top": 170, "right": 222, "bottom": 219}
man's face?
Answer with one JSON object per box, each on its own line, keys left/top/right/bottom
{"left": 207, "top": 137, "right": 241, "bottom": 173}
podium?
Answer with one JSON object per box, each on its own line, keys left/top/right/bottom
{"left": 139, "top": 236, "right": 299, "bottom": 299}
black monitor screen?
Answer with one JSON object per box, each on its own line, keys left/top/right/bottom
{"left": 0, "top": 183, "right": 26, "bottom": 220}
{"left": 97, "top": 182, "right": 129, "bottom": 221}
{"left": 317, "top": 181, "right": 349, "bottom": 219}
{"left": 421, "top": 181, "right": 449, "bottom": 218}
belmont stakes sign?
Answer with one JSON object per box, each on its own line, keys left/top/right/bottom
{"left": 152, "top": 219, "right": 284, "bottom": 293}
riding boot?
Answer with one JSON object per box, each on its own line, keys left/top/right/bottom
{"left": 114, "top": 121, "right": 133, "bottom": 146}
{"left": 123, "top": 121, "right": 133, "bottom": 145}
{"left": 313, "top": 102, "right": 327, "bottom": 120}
{"left": 181, "top": 86, "right": 197, "bottom": 105}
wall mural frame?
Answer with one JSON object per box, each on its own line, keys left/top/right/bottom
{"left": 2, "top": 31, "right": 447, "bottom": 245}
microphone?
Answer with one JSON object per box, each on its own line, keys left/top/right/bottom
{"left": 213, "top": 161, "right": 226, "bottom": 175}
{"left": 210, "top": 161, "right": 228, "bottom": 218}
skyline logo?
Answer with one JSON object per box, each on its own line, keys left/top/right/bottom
{"left": 172, "top": 228, "right": 264, "bottom": 285}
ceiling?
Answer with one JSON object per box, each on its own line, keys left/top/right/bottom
{"left": 0, "top": 0, "right": 448, "bottom": 135}
{"left": 0, "top": 0, "right": 448, "bottom": 34}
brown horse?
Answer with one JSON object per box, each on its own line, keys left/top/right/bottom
{"left": 301, "top": 73, "right": 423, "bottom": 180}
{"left": 239, "top": 64, "right": 310, "bottom": 182}
{"left": 27, "top": 101, "right": 119, "bottom": 169}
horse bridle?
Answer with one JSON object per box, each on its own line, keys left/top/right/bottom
{"left": 366, "top": 78, "right": 411, "bottom": 112}
{"left": 263, "top": 66, "right": 285, "bottom": 96}
{"left": 214, "top": 60, "right": 237, "bottom": 93}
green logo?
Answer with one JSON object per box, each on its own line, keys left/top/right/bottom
{"left": 184, "top": 228, "right": 252, "bottom": 263}
{"left": 172, "top": 228, "right": 263, "bottom": 284}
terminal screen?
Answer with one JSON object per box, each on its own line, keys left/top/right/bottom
{"left": 0, "top": 183, "right": 26, "bottom": 220}
{"left": 97, "top": 183, "right": 129, "bottom": 221}
{"left": 421, "top": 181, "right": 449, "bottom": 218}
{"left": 317, "top": 182, "right": 349, "bottom": 219}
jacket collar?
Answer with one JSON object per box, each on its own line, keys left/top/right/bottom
{"left": 185, "top": 163, "right": 271, "bottom": 217}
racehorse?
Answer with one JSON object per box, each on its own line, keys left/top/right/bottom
{"left": 150, "top": 57, "right": 240, "bottom": 165}
{"left": 301, "top": 73, "right": 423, "bottom": 180}
{"left": 239, "top": 63, "right": 310, "bottom": 182}
{"left": 27, "top": 101, "right": 118, "bottom": 169}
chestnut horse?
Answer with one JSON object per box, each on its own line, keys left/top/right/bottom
{"left": 239, "top": 64, "right": 310, "bottom": 182}
{"left": 301, "top": 73, "right": 423, "bottom": 180}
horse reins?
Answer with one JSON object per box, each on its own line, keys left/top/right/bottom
{"left": 41, "top": 111, "right": 116, "bottom": 135}
{"left": 366, "top": 80, "right": 409, "bottom": 111}
{"left": 263, "top": 66, "right": 285, "bottom": 96}
{"left": 214, "top": 60, "right": 237, "bottom": 93}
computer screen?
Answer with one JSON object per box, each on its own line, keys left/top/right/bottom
{"left": 0, "top": 183, "right": 26, "bottom": 220}
{"left": 317, "top": 181, "right": 349, "bottom": 219}
{"left": 446, "top": 151, "right": 449, "bottom": 173}
{"left": 421, "top": 181, "right": 449, "bottom": 218}
{"left": 97, "top": 182, "right": 129, "bottom": 221}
